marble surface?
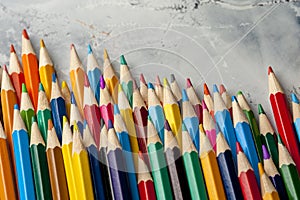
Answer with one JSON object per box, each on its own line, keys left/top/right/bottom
{"left": 0, "top": 0, "right": 299, "bottom": 118}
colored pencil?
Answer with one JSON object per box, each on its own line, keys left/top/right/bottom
{"left": 186, "top": 78, "right": 202, "bottom": 124}
{"left": 202, "top": 100, "right": 216, "bottom": 151}
{"left": 70, "top": 92, "right": 84, "bottom": 134}
{"left": 182, "top": 89, "right": 199, "bottom": 152}
{"left": 61, "top": 81, "right": 71, "bottom": 119}
{"left": 258, "top": 163, "right": 280, "bottom": 200}
{"left": 268, "top": 66, "right": 300, "bottom": 173}
{"left": 236, "top": 142, "right": 261, "bottom": 200}
{"left": 9, "top": 44, "right": 25, "bottom": 104}
{"left": 87, "top": 44, "right": 101, "bottom": 103}
{"left": 0, "top": 121, "right": 17, "bottom": 200}
{"left": 232, "top": 96, "right": 260, "bottom": 182}
{"left": 203, "top": 83, "right": 214, "bottom": 117}
{"left": 61, "top": 116, "right": 76, "bottom": 200}
{"left": 291, "top": 93, "right": 300, "bottom": 142}
{"left": 213, "top": 84, "right": 237, "bottom": 166}
{"left": 262, "top": 145, "right": 288, "bottom": 199}
{"left": 181, "top": 123, "right": 207, "bottom": 200}
{"left": 39, "top": 39, "right": 55, "bottom": 100}
{"left": 148, "top": 82, "right": 165, "bottom": 144}
{"left": 12, "top": 104, "right": 36, "bottom": 200}
{"left": 170, "top": 74, "right": 182, "bottom": 109}
{"left": 72, "top": 123, "right": 94, "bottom": 199}
{"left": 164, "top": 120, "right": 191, "bottom": 200}
{"left": 30, "top": 117, "right": 52, "bottom": 199}
{"left": 100, "top": 75, "right": 114, "bottom": 127}
{"left": 37, "top": 83, "right": 52, "bottom": 142}
{"left": 216, "top": 130, "right": 243, "bottom": 200}
{"left": 277, "top": 134, "right": 300, "bottom": 199}
{"left": 219, "top": 84, "right": 232, "bottom": 118}
{"left": 83, "top": 73, "right": 101, "bottom": 146}
{"left": 107, "top": 120, "right": 131, "bottom": 200}
{"left": 82, "top": 121, "right": 105, "bottom": 200}
{"left": 46, "top": 119, "right": 69, "bottom": 200}
{"left": 103, "top": 49, "right": 119, "bottom": 104}
{"left": 99, "top": 125, "right": 114, "bottom": 200}
{"left": 147, "top": 117, "right": 173, "bottom": 200}
{"left": 154, "top": 75, "right": 163, "bottom": 103}
{"left": 70, "top": 44, "right": 85, "bottom": 116}
{"left": 199, "top": 124, "right": 226, "bottom": 200}
{"left": 50, "top": 73, "right": 66, "bottom": 143}
{"left": 1, "top": 66, "right": 18, "bottom": 156}
{"left": 21, "top": 29, "right": 40, "bottom": 110}
{"left": 118, "top": 84, "right": 139, "bottom": 167}
{"left": 163, "top": 78, "right": 182, "bottom": 150}
{"left": 133, "top": 83, "right": 149, "bottom": 162}
{"left": 120, "top": 55, "right": 134, "bottom": 107}
{"left": 114, "top": 104, "right": 140, "bottom": 200}
{"left": 258, "top": 104, "right": 278, "bottom": 167}
{"left": 20, "top": 83, "right": 35, "bottom": 135}
{"left": 139, "top": 74, "right": 148, "bottom": 105}
{"left": 137, "top": 152, "right": 156, "bottom": 200}
{"left": 237, "top": 91, "right": 263, "bottom": 162}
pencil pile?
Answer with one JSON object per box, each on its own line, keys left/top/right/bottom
{"left": 0, "top": 29, "right": 300, "bottom": 200}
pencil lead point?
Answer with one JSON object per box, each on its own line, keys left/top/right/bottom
{"left": 120, "top": 55, "right": 127, "bottom": 65}
{"left": 22, "top": 29, "right": 29, "bottom": 39}
{"left": 268, "top": 66, "right": 273, "bottom": 75}
{"left": 40, "top": 39, "right": 45, "bottom": 48}
{"left": 87, "top": 44, "right": 92, "bottom": 54}
{"left": 258, "top": 104, "right": 265, "bottom": 114}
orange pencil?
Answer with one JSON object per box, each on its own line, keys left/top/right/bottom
{"left": 9, "top": 44, "right": 25, "bottom": 104}
{"left": 70, "top": 44, "right": 85, "bottom": 117}
{"left": 39, "top": 39, "right": 55, "bottom": 100}
{"left": 21, "top": 29, "right": 40, "bottom": 110}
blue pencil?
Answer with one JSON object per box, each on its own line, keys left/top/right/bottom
{"left": 70, "top": 92, "right": 84, "bottom": 134}
{"left": 87, "top": 44, "right": 101, "bottom": 103}
{"left": 114, "top": 104, "right": 140, "bottom": 200}
{"left": 182, "top": 89, "right": 200, "bottom": 152}
{"left": 232, "top": 96, "right": 260, "bottom": 183}
{"left": 291, "top": 93, "right": 300, "bottom": 143}
{"left": 213, "top": 84, "right": 237, "bottom": 166}
{"left": 147, "top": 82, "right": 165, "bottom": 144}
{"left": 12, "top": 104, "right": 36, "bottom": 200}
{"left": 82, "top": 120, "right": 105, "bottom": 200}
{"left": 50, "top": 73, "right": 66, "bottom": 143}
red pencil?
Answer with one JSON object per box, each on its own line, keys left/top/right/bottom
{"left": 237, "top": 142, "right": 261, "bottom": 200}
{"left": 268, "top": 66, "right": 300, "bottom": 173}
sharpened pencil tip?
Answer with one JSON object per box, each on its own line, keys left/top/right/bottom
{"left": 40, "top": 39, "right": 45, "bottom": 48}
{"left": 100, "top": 75, "right": 105, "bottom": 89}
{"left": 22, "top": 29, "right": 29, "bottom": 39}
{"left": 31, "top": 116, "right": 36, "bottom": 123}
{"left": 277, "top": 133, "right": 283, "bottom": 144}
{"left": 164, "top": 120, "right": 171, "bottom": 131}
{"left": 237, "top": 91, "right": 243, "bottom": 96}
{"left": 83, "top": 120, "right": 87, "bottom": 128}
{"left": 39, "top": 83, "right": 45, "bottom": 92}
{"left": 186, "top": 78, "right": 192, "bottom": 88}
{"left": 202, "top": 100, "right": 208, "bottom": 110}
{"left": 199, "top": 124, "right": 205, "bottom": 133}
{"left": 52, "top": 73, "right": 57, "bottom": 83}
{"left": 147, "top": 115, "right": 152, "bottom": 122}
{"left": 63, "top": 116, "right": 68, "bottom": 126}
{"left": 268, "top": 66, "right": 273, "bottom": 75}
{"left": 262, "top": 145, "right": 270, "bottom": 159}
{"left": 182, "top": 123, "right": 187, "bottom": 131}
{"left": 163, "top": 78, "right": 169, "bottom": 87}
{"left": 2, "top": 65, "right": 7, "bottom": 72}
{"left": 170, "top": 74, "right": 175, "bottom": 83}
{"left": 291, "top": 93, "right": 299, "bottom": 104}
{"left": 61, "top": 81, "right": 68, "bottom": 89}
{"left": 140, "top": 74, "right": 146, "bottom": 84}
{"left": 182, "top": 89, "right": 188, "bottom": 102}
{"left": 22, "top": 83, "right": 27, "bottom": 93}
{"left": 84, "top": 73, "right": 90, "bottom": 87}
{"left": 147, "top": 82, "right": 154, "bottom": 89}
{"left": 258, "top": 104, "right": 265, "bottom": 114}
{"left": 118, "top": 84, "right": 123, "bottom": 92}
{"left": 213, "top": 84, "right": 219, "bottom": 93}
{"left": 203, "top": 83, "right": 210, "bottom": 95}
{"left": 103, "top": 49, "right": 108, "bottom": 59}
{"left": 70, "top": 44, "right": 74, "bottom": 50}
{"left": 14, "top": 104, "right": 19, "bottom": 110}
{"left": 10, "top": 44, "right": 16, "bottom": 53}
{"left": 71, "top": 92, "right": 77, "bottom": 105}
{"left": 231, "top": 96, "right": 237, "bottom": 102}
{"left": 258, "top": 163, "right": 264, "bottom": 176}
{"left": 155, "top": 76, "right": 161, "bottom": 85}
{"left": 120, "top": 55, "right": 127, "bottom": 65}
{"left": 48, "top": 119, "right": 53, "bottom": 130}
{"left": 133, "top": 80, "right": 138, "bottom": 90}
{"left": 73, "top": 122, "right": 79, "bottom": 132}
{"left": 107, "top": 120, "right": 113, "bottom": 129}
{"left": 236, "top": 142, "right": 243, "bottom": 153}
{"left": 87, "top": 44, "right": 92, "bottom": 54}
{"left": 114, "top": 104, "right": 120, "bottom": 114}
{"left": 219, "top": 84, "right": 226, "bottom": 94}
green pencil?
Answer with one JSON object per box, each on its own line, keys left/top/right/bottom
{"left": 120, "top": 55, "right": 134, "bottom": 107}
{"left": 147, "top": 116, "right": 173, "bottom": 200}
{"left": 30, "top": 117, "right": 52, "bottom": 199}
{"left": 37, "top": 83, "right": 52, "bottom": 142}
{"left": 278, "top": 134, "right": 300, "bottom": 199}
{"left": 258, "top": 104, "right": 278, "bottom": 167}
{"left": 237, "top": 91, "right": 263, "bottom": 162}
{"left": 182, "top": 123, "right": 208, "bottom": 200}
{"left": 20, "top": 83, "right": 35, "bottom": 135}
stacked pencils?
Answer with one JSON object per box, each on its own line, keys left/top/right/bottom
{"left": 0, "top": 30, "right": 300, "bottom": 200}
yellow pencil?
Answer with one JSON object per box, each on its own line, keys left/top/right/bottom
{"left": 61, "top": 116, "right": 76, "bottom": 200}
{"left": 61, "top": 81, "right": 71, "bottom": 119}
{"left": 258, "top": 163, "right": 280, "bottom": 200}
{"left": 39, "top": 39, "right": 55, "bottom": 100}
{"left": 199, "top": 124, "right": 226, "bottom": 200}
{"left": 72, "top": 123, "right": 94, "bottom": 199}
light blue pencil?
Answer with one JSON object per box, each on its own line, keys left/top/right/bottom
{"left": 87, "top": 44, "right": 101, "bottom": 103}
